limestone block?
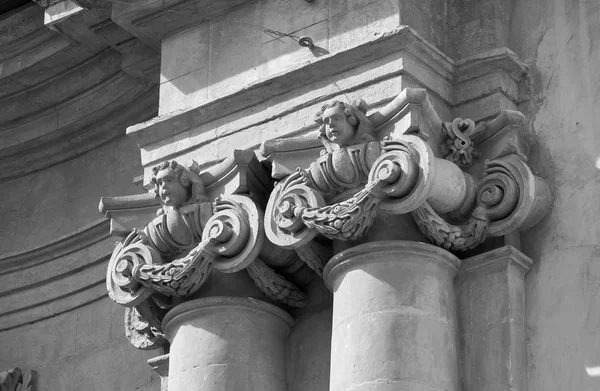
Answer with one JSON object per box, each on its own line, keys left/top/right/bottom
{"left": 159, "top": 67, "right": 208, "bottom": 115}
{"left": 260, "top": 20, "right": 328, "bottom": 79}
{"left": 207, "top": 1, "right": 262, "bottom": 100}
{"left": 447, "top": 0, "right": 512, "bottom": 59}
{"left": 160, "top": 23, "right": 209, "bottom": 84}
{"left": 457, "top": 245, "right": 531, "bottom": 391}
{"left": 262, "top": 0, "right": 328, "bottom": 42}
{"left": 329, "top": 0, "right": 400, "bottom": 54}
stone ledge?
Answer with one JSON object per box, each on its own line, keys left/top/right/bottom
{"left": 110, "top": 0, "right": 254, "bottom": 50}
{"left": 127, "top": 26, "right": 530, "bottom": 182}
{"left": 0, "top": 218, "right": 109, "bottom": 276}
{"left": 127, "top": 26, "right": 453, "bottom": 149}
{"left": 460, "top": 245, "right": 533, "bottom": 274}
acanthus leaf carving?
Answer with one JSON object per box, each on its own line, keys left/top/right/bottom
{"left": 0, "top": 368, "right": 35, "bottom": 391}
{"left": 106, "top": 159, "right": 310, "bottom": 349}
{"left": 131, "top": 239, "right": 215, "bottom": 297}
{"left": 124, "top": 300, "right": 168, "bottom": 350}
{"left": 246, "top": 258, "right": 308, "bottom": 308}
{"left": 412, "top": 202, "right": 489, "bottom": 252}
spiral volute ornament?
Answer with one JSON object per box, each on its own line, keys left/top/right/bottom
{"left": 479, "top": 155, "right": 551, "bottom": 236}
{"left": 202, "top": 195, "right": 265, "bottom": 272}
{"left": 371, "top": 135, "right": 434, "bottom": 214}
{"left": 265, "top": 172, "right": 326, "bottom": 249}
{"left": 107, "top": 231, "right": 158, "bottom": 307}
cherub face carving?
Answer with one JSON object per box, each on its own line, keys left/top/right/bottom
{"left": 155, "top": 168, "right": 190, "bottom": 207}
{"left": 322, "top": 106, "right": 356, "bottom": 147}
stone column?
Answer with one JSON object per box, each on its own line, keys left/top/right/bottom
{"left": 162, "top": 297, "right": 293, "bottom": 391}
{"left": 456, "top": 245, "right": 531, "bottom": 391}
{"left": 323, "top": 241, "right": 460, "bottom": 391}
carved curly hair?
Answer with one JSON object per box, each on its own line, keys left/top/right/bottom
{"left": 150, "top": 161, "right": 191, "bottom": 198}
{"left": 314, "top": 101, "right": 359, "bottom": 138}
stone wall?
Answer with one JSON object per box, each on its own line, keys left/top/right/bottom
{"left": 510, "top": 1, "right": 600, "bottom": 390}
{"left": 0, "top": 297, "right": 160, "bottom": 390}
{"left": 157, "top": 0, "right": 447, "bottom": 116}
{"left": 0, "top": 0, "right": 598, "bottom": 390}
{"left": 0, "top": 136, "right": 142, "bottom": 253}
{"left": 0, "top": 135, "right": 161, "bottom": 390}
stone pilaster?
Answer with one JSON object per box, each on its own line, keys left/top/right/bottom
{"left": 324, "top": 241, "right": 460, "bottom": 391}
{"left": 147, "top": 354, "right": 169, "bottom": 391}
{"left": 457, "top": 245, "right": 531, "bottom": 391}
{"left": 162, "top": 297, "right": 292, "bottom": 391}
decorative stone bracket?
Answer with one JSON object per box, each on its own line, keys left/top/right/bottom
{"left": 100, "top": 151, "right": 308, "bottom": 350}
{"left": 263, "top": 88, "right": 551, "bottom": 260}
{"left": 107, "top": 194, "right": 306, "bottom": 310}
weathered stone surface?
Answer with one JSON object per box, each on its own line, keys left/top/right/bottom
{"left": 457, "top": 245, "right": 531, "bottom": 391}
{"left": 163, "top": 297, "right": 292, "bottom": 391}
{"left": 324, "top": 241, "right": 460, "bottom": 391}
{"left": 147, "top": 353, "right": 169, "bottom": 391}
{"left": 2, "top": 1, "right": 598, "bottom": 390}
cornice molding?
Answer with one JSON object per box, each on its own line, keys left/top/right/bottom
{"left": 127, "top": 27, "right": 529, "bottom": 179}
{"left": 0, "top": 219, "right": 114, "bottom": 332}
{"left": 0, "top": 4, "right": 159, "bottom": 183}
{"left": 0, "top": 218, "right": 109, "bottom": 278}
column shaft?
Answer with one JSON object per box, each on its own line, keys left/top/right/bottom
{"left": 163, "top": 297, "right": 292, "bottom": 391}
{"left": 324, "top": 241, "right": 460, "bottom": 391}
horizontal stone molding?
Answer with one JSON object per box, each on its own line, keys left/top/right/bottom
{"left": 127, "top": 26, "right": 454, "bottom": 150}
{"left": 162, "top": 296, "right": 294, "bottom": 339}
{"left": 0, "top": 84, "right": 157, "bottom": 182}
{"left": 0, "top": 219, "right": 110, "bottom": 276}
{"left": 128, "top": 27, "right": 528, "bottom": 180}
{"left": 459, "top": 245, "right": 533, "bottom": 274}
{"left": 323, "top": 240, "right": 461, "bottom": 291}
{"left": 0, "top": 3, "right": 160, "bottom": 183}
{"left": 0, "top": 280, "right": 106, "bottom": 332}
{"left": 0, "top": 219, "right": 114, "bottom": 331}
{"left": 110, "top": 0, "right": 253, "bottom": 50}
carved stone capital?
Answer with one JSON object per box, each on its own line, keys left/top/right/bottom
{"left": 103, "top": 154, "right": 307, "bottom": 349}
{"left": 263, "top": 88, "right": 551, "bottom": 259}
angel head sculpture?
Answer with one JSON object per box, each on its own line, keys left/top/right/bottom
{"left": 314, "top": 99, "right": 375, "bottom": 151}
{"left": 151, "top": 160, "right": 210, "bottom": 209}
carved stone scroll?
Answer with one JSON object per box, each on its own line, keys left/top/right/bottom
{"left": 202, "top": 195, "right": 264, "bottom": 273}
{"left": 264, "top": 135, "right": 440, "bottom": 249}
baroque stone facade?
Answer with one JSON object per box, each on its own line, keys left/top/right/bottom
{"left": 0, "top": 1, "right": 599, "bottom": 391}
